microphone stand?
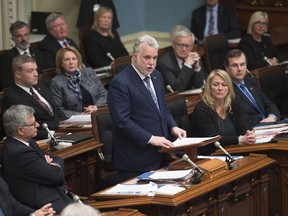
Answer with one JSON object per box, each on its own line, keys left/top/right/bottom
{"left": 225, "top": 155, "right": 235, "bottom": 170}
{"left": 190, "top": 168, "right": 204, "bottom": 184}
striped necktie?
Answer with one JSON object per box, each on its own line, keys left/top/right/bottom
{"left": 144, "top": 76, "right": 160, "bottom": 111}
{"left": 208, "top": 8, "right": 215, "bottom": 36}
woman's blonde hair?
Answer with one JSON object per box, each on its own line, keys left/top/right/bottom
{"left": 93, "top": 6, "right": 114, "bottom": 39}
{"left": 247, "top": 11, "right": 268, "bottom": 34}
{"left": 55, "top": 46, "right": 83, "bottom": 73}
{"left": 203, "top": 69, "right": 235, "bottom": 114}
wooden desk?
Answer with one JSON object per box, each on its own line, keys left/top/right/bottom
{"left": 101, "top": 208, "right": 146, "bottom": 216}
{"left": 98, "top": 72, "right": 113, "bottom": 88}
{"left": 213, "top": 141, "right": 288, "bottom": 216}
{"left": 181, "top": 93, "right": 202, "bottom": 115}
{"left": 53, "top": 139, "right": 102, "bottom": 196}
{"left": 89, "top": 154, "right": 274, "bottom": 216}
{"left": 56, "top": 123, "right": 92, "bottom": 135}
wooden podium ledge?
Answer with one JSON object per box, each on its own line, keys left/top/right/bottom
{"left": 89, "top": 154, "right": 274, "bottom": 209}
{"left": 212, "top": 141, "right": 288, "bottom": 155}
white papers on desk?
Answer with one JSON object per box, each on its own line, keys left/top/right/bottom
{"left": 62, "top": 114, "right": 91, "bottom": 124}
{"left": 173, "top": 136, "right": 219, "bottom": 147}
{"left": 155, "top": 185, "right": 185, "bottom": 195}
{"left": 253, "top": 123, "right": 288, "bottom": 144}
{"left": 198, "top": 155, "right": 244, "bottom": 161}
{"left": 102, "top": 181, "right": 158, "bottom": 195}
{"left": 178, "top": 88, "right": 202, "bottom": 95}
{"left": 149, "top": 169, "right": 193, "bottom": 180}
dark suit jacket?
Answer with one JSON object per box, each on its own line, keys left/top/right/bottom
{"left": 233, "top": 77, "right": 280, "bottom": 127}
{"left": 0, "top": 177, "right": 34, "bottom": 216}
{"left": 238, "top": 34, "right": 287, "bottom": 70}
{"left": 38, "top": 34, "right": 79, "bottom": 69}
{"left": 2, "top": 137, "right": 72, "bottom": 213}
{"left": 0, "top": 47, "right": 43, "bottom": 90}
{"left": 190, "top": 3, "right": 241, "bottom": 41}
{"left": 190, "top": 99, "right": 248, "bottom": 154}
{"left": 107, "top": 64, "right": 177, "bottom": 172}
{"left": 156, "top": 49, "right": 205, "bottom": 92}
{"left": 2, "top": 81, "right": 64, "bottom": 139}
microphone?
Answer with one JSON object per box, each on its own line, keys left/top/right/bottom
{"left": 263, "top": 56, "right": 273, "bottom": 66}
{"left": 214, "top": 141, "right": 234, "bottom": 161}
{"left": 214, "top": 141, "right": 235, "bottom": 170}
{"left": 246, "top": 69, "right": 254, "bottom": 79}
{"left": 106, "top": 52, "right": 115, "bottom": 61}
{"left": 94, "top": 65, "right": 111, "bottom": 73}
{"left": 166, "top": 85, "right": 175, "bottom": 93}
{"left": 182, "top": 154, "right": 204, "bottom": 184}
{"left": 73, "top": 194, "right": 83, "bottom": 204}
{"left": 42, "top": 123, "right": 58, "bottom": 150}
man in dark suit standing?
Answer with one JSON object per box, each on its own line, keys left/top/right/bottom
{"left": 0, "top": 21, "right": 43, "bottom": 90}
{"left": 2, "top": 55, "right": 65, "bottom": 139}
{"left": 157, "top": 25, "right": 205, "bottom": 93}
{"left": 190, "top": 0, "right": 241, "bottom": 42}
{"left": 0, "top": 177, "right": 54, "bottom": 216}
{"left": 225, "top": 49, "right": 280, "bottom": 127}
{"left": 107, "top": 35, "right": 187, "bottom": 182}
{"left": 2, "top": 105, "right": 73, "bottom": 214}
{"left": 38, "top": 13, "right": 79, "bottom": 69}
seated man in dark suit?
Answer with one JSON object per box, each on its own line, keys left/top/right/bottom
{"left": 38, "top": 13, "right": 79, "bottom": 69}
{"left": 225, "top": 49, "right": 280, "bottom": 127}
{"left": 2, "top": 105, "right": 73, "bottom": 213}
{"left": 190, "top": 0, "right": 241, "bottom": 42}
{"left": 0, "top": 21, "right": 43, "bottom": 90}
{"left": 157, "top": 25, "right": 205, "bottom": 93}
{"left": 2, "top": 55, "right": 65, "bottom": 139}
{"left": 0, "top": 177, "right": 54, "bottom": 216}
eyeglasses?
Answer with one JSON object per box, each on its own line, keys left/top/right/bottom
{"left": 229, "top": 62, "right": 246, "bottom": 69}
{"left": 254, "top": 21, "right": 268, "bottom": 26}
{"left": 22, "top": 121, "right": 38, "bottom": 128}
{"left": 173, "top": 42, "right": 193, "bottom": 50}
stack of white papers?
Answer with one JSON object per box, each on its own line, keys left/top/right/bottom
{"left": 102, "top": 182, "right": 158, "bottom": 195}
{"left": 253, "top": 123, "right": 288, "bottom": 144}
{"left": 173, "top": 136, "right": 219, "bottom": 147}
{"left": 62, "top": 114, "right": 91, "bottom": 124}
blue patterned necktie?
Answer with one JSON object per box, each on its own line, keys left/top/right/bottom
{"left": 144, "top": 76, "right": 160, "bottom": 111}
{"left": 239, "top": 83, "right": 266, "bottom": 119}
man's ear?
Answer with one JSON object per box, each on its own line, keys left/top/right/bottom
{"left": 17, "top": 127, "right": 24, "bottom": 136}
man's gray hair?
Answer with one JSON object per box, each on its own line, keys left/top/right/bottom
{"left": 170, "top": 25, "right": 195, "bottom": 43}
{"left": 3, "top": 105, "right": 35, "bottom": 137}
{"left": 46, "top": 13, "right": 64, "bottom": 30}
{"left": 133, "top": 35, "right": 159, "bottom": 54}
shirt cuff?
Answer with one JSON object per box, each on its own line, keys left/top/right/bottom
{"left": 147, "top": 135, "right": 153, "bottom": 144}
{"left": 193, "top": 66, "right": 201, "bottom": 72}
{"left": 268, "top": 114, "right": 277, "bottom": 121}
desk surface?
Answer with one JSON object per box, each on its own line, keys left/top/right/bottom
{"left": 89, "top": 154, "right": 274, "bottom": 210}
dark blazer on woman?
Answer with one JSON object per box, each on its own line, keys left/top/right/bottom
{"left": 190, "top": 3, "right": 241, "bottom": 41}
{"left": 50, "top": 67, "right": 107, "bottom": 119}
{"left": 3, "top": 137, "right": 73, "bottom": 213}
{"left": 190, "top": 99, "right": 249, "bottom": 154}
{"left": 238, "top": 33, "right": 286, "bottom": 70}
{"left": 0, "top": 177, "right": 34, "bottom": 216}
{"left": 84, "top": 29, "right": 128, "bottom": 68}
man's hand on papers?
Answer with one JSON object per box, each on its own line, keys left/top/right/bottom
{"left": 171, "top": 127, "right": 187, "bottom": 139}
{"left": 150, "top": 136, "right": 174, "bottom": 148}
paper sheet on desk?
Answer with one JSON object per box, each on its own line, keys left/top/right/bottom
{"left": 173, "top": 136, "right": 219, "bottom": 147}
{"left": 178, "top": 88, "right": 202, "bottom": 95}
{"left": 253, "top": 124, "right": 288, "bottom": 144}
{"left": 62, "top": 114, "right": 91, "bottom": 124}
{"left": 102, "top": 182, "right": 158, "bottom": 195}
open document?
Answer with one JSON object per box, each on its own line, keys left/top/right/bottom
{"left": 173, "top": 136, "right": 220, "bottom": 147}
{"left": 61, "top": 114, "right": 91, "bottom": 124}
